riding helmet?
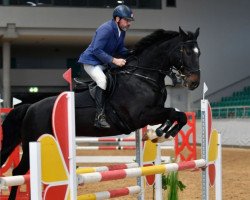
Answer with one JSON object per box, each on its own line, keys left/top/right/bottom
{"left": 113, "top": 5, "right": 134, "bottom": 21}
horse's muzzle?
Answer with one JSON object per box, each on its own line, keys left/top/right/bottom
{"left": 184, "top": 72, "right": 200, "bottom": 90}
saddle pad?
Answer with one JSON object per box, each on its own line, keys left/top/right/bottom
{"left": 74, "top": 91, "right": 95, "bottom": 108}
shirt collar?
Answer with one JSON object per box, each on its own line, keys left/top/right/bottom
{"left": 116, "top": 22, "right": 121, "bottom": 37}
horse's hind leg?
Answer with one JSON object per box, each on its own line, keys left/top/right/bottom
{"left": 8, "top": 146, "right": 30, "bottom": 200}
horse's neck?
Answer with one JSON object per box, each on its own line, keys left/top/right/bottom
{"left": 108, "top": 61, "right": 166, "bottom": 118}
{"left": 109, "top": 77, "right": 166, "bottom": 131}
{"left": 139, "top": 42, "right": 175, "bottom": 70}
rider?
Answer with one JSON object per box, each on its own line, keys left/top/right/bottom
{"left": 77, "top": 5, "right": 134, "bottom": 129}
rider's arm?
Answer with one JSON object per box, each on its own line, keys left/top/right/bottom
{"left": 116, "top": 33, "right": 129, "bottom": 57}
{"left": 92, "top": 26, "right": 126, "bottom": 67}
{"left": 92, "top": 27, "right": 113, "bottom": 64}
{"left": 117, "top": 46, "right": 129, "bottom": 57}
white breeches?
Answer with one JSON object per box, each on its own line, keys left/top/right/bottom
{"left": 84, "top": 64, "right": 107, "bottom": 90}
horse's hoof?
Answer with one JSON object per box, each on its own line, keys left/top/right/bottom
{"left": 151, "top": 138, "right": 159, "bottom": 143}
{"left": 164, "top": 135, "right": 174, "bottom": 141}
{"left": 142, "top": 129, "right": 174, "bottom": 143}
{"left": 142, "top": 129, "right": 157, "bottom": 141}
{"left": 156, "top": 129, "right": 164, "bottom": 137}
{"left": 142, "top": 134, "right": 149, "bottom": 141}
{"left": 154, "top": 137, "right": 165, "bottom": 143}
{"left": 163, "top": 133, "right": 174, "bottom": 141}
{"left": 154, "top": 134, "right": 174, "bottom": 143}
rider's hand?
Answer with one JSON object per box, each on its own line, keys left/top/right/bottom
{"left": 112, "top": 58, "right": 126, "bottom": 67}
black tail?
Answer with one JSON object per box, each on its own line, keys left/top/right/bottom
{"left": 0, "top": 104, "right": 30, "bottom": 167}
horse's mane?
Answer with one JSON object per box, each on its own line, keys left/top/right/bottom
{"left": 133, "top": 29, "right": 179, "bottom": 55}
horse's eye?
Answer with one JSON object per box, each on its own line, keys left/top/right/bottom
{"left": 185, "top": 48, "right": 193, "bottom": 56}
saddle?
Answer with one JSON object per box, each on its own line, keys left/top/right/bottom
{"left": 73, "top": 68, "right": 116, "bottom": 100}
{"left": 73, "top": 68, "right": 131, "bottom": 132}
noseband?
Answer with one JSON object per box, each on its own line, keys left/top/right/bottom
{"left": 169, "top": 40, "right": 200, "bottom": 82}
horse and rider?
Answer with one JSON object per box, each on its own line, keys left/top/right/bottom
{"left": 1, "top": 5, "right": 201, "bottom": 200}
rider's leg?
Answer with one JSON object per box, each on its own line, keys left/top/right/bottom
{"left": 84, "top": 64, "right": 110, "bottom": 128}
{"left": 94, "top": 86, "right": 111, "bottom": 128}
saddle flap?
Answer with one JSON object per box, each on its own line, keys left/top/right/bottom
{"left": 88, "top": 82, "right": 97, "bottom": 99}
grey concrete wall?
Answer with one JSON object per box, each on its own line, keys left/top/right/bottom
{"left": 0, "top": 0, "right": 250, "bottom": 109}
{"left": 196, "top": 118, "right": 250, "bottom": 147}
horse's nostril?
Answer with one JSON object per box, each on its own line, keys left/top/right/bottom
{"left": 187, "top": 81, "right": 199, "bottom": 90}
{"left": 192, "top": 82, "right": 199, "bottom": 89}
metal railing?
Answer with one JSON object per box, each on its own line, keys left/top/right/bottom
{"left": 196, "top": 106, "right": 250, "bottom": 119}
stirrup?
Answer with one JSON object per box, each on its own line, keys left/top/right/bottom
{"left": 74, "top": 77, "right": 85, "bottom": 84}
{"left": 94, "top": 114, "right": 110, "bottom": 129}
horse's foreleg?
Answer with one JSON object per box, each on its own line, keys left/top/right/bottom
{"left": 155, "top": 119, "right": 172, "bottom": 137}
{"left": 8, "top": 186, "right": 18, "bottom": 200}
{"left": 141, "top": 107, "right": 187, "bottom": 142}
{"left": 161, "top": 110, "right": 187, "bottom": 138}
{"left": 8, "top": 146, "right": 30, "bottom": 200}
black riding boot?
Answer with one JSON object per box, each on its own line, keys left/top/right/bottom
{"left": 94, "top": 86, "right": 111, "bottom": 129}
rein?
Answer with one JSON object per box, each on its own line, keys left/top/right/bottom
{"left": 119, "top": 69, "right": 161, "bottom": 87}
{"left": 125, "top": 55, "right": 171, "bottom": 75}
{"left": 116, "top": 62, "right": 171, "bottom": 93}
{"left": 120, "top": 68, "right": 169, "bottom": 95}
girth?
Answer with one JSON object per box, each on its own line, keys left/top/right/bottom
{"left": 106, "top": 103, "right": 133, "bottom": 134}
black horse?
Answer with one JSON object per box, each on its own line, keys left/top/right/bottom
{"left": 1, "top": 27, "right": 200, "bottom": 199}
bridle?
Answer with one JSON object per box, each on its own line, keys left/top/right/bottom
{"left": 115, "top": 39, "right": 200, "bottom": 89}
{"left": 172, "top": 40, "right": 200, "bottom": 76}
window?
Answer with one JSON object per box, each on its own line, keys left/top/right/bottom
{"left": 53, "top": 0, "right": 69, "bottom": 6}
{"left": 9, "top": 0, "right": 27, "bottom": 5}
{"left": 139, "top": 0, "right": 161, "bottom": 9}
{"left": 71, "top": 0, "right": 88, "bottom": 7}
{"left": 124, "top": 0, "right": 137, "bottom": 7}
{"left": 0, "top": 58, "right": 16, "bottom": 68}
{"left": 7, "top": 0, "right": 162, "bottom": 9}
{"left": 166, "top": 0, "right": 176, "bottom": 7}
{"left": 88, "top": 0, "right": 105, "bottom": 8}
{"left": 11, "top": 58, "right": 17, "bottom": 68}
{"left": 67, "top": 58, "right": 81, "bottom": 78}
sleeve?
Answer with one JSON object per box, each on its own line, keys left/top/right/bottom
{"left": 118, "top": 46, "right": 129, "bottom": 57}
{"left": 116, "top": 35, "right": 129, "bottom": 57}
{"left": 92, "top": 27, "right": 113, "bottom": 64}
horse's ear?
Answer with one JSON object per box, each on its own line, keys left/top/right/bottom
{"left": 179, "top": 26, "right": 188, "bottom": 40}
{"left": 194, "top": 28, "right": 200, "bottom": 39}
